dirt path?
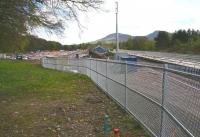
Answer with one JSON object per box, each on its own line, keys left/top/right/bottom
{"left": 0, "top": 87, "right": 148, "bottom": 137}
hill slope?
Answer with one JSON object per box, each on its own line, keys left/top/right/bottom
{"left": 92, "top": 33, "right": 133, "bottom": 44}
{"left": 91, "top": 31, "right": 164, "bottom": 44}
{"left": 146, "top": 31, "right": 159, "bottom": 40}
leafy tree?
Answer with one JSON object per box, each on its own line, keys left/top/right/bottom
{"left": 155, "top": 31, "right": 170, "bottom": 50}
{"left": 127, "top": 37, "right": 133, "bottom": 49}
{"left": 118, "top": 29, "right": 200, "bottom": 55}
{"left": 143, "top": 39, "right": 155, "bottom": 51}
{"left": 119, "top": 36, "right": 155, "bottom": 51}
{"left": 172, "top": 30, "right": 188, "bottom": 44}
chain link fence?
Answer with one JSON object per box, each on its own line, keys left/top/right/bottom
{"left": 41, "top": 57, "right": 200, "bottom": 137}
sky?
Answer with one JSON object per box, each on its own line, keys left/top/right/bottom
{"left": 35, "top": 0, "right": 200, "bottom": 45}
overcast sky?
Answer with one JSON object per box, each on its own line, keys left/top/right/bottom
{"left": 36, "top": 0, "right": 200, "bottom": 45}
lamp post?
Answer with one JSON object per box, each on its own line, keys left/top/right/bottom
{"left": 115, "top": 1, "right": 119, "bottom": 54}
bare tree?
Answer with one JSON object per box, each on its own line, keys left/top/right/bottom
{"left": 28, "top": 0, "right": 104, "bottom": 33}
{"left": 0, "top": 0, "right": 103, "bottom": 51}
{"left": 0, "top": 0, "right": 104, "bottom": 34}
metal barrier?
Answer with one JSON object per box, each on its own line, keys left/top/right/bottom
{"left": 41, "top": 57, "right": 200, "bottom": 137}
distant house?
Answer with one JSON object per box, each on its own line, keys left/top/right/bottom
{"left": 90, "top": 46, "right": 108, "bottom": 58}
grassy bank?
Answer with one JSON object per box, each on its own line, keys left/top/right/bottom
{"left": 0, "top": 60, "right": 148, "bottom": 137}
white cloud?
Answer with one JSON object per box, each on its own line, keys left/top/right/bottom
{"left": 36, "top": 0, "right": 200, "bottom": 44}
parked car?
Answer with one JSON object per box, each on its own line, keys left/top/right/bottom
{"left": 16, "top": 55, "right": 23, "bottom": 60}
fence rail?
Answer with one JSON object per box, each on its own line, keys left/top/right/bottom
{"left": 41, "top": 57, "right": 200, "bottom": 137}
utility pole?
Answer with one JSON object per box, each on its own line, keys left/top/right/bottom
{"left": 115, "top": 1, "right": 119, "bottom": 54}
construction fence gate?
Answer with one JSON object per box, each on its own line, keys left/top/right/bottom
{"left": 41, "top": 57, "right": 200, "bottom": 137}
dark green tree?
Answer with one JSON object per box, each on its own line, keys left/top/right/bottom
{"left": 127, "top": 37, "right": 134, "bottom": 49}
{"left": 155, "top": 31, "right": 170, "bottom": 50}
{"left": 171, "top": 30, "right": 188, "bottom": 44}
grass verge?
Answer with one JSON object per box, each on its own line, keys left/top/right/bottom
{"left": 0, "top": 60, "right": 149, "bottom": 137}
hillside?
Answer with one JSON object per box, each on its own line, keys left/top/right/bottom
{"left": 91, "top": 31, "right": 162, "bottom": 44}
{"left": 92, "top": 33, "right": 133, "bottom": 44}
{"left": 146, "top": 31, "right": 159, "bottom": 40}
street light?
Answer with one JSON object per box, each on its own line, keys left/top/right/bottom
{"left": 115, "top": 1, "right": 119, "bottom": 54}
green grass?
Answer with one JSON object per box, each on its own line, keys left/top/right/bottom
{"left": 0, "top": 60, "right": 92, "bottom": 101}
{"left": 0, "top": 60, "right": 149, "bottom": 137}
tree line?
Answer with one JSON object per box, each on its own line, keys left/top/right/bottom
{"left": 119, "top": 29, "right": 200, "bottom": 55}
{"left": 156, "top": 29, "right": 200, "bottom": 54}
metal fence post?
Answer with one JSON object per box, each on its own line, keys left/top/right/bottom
{"left": 90, "top": 58, "right": 91, "bottom": 78}
{"left": 106, "top": 58, "right": 108, "bottom": 92}
{"left": 96, "top": 59, "right": 98, "bottom": 84}
{"left": 77, "top": 58, "right": 80, "bottom": 73}
{"left": 67, "top": 57, "right": 69, "bottom": 71}
{"left": 160, "top": 64, "right": 168, "bottom": 137}
{"left": 57, "top": 58, "right": 59, "bottom": 70}
{"left": 62, "top": 58, "right": 64, "bottom": 71}
{"left": 41, "top": 57, "right": 44, "bottom": 67}
{"left": 54, "top": 58, "right": 57, "bottom": 70}
{"left": 125, "top": 62, "right": 127, "bottom": 109}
